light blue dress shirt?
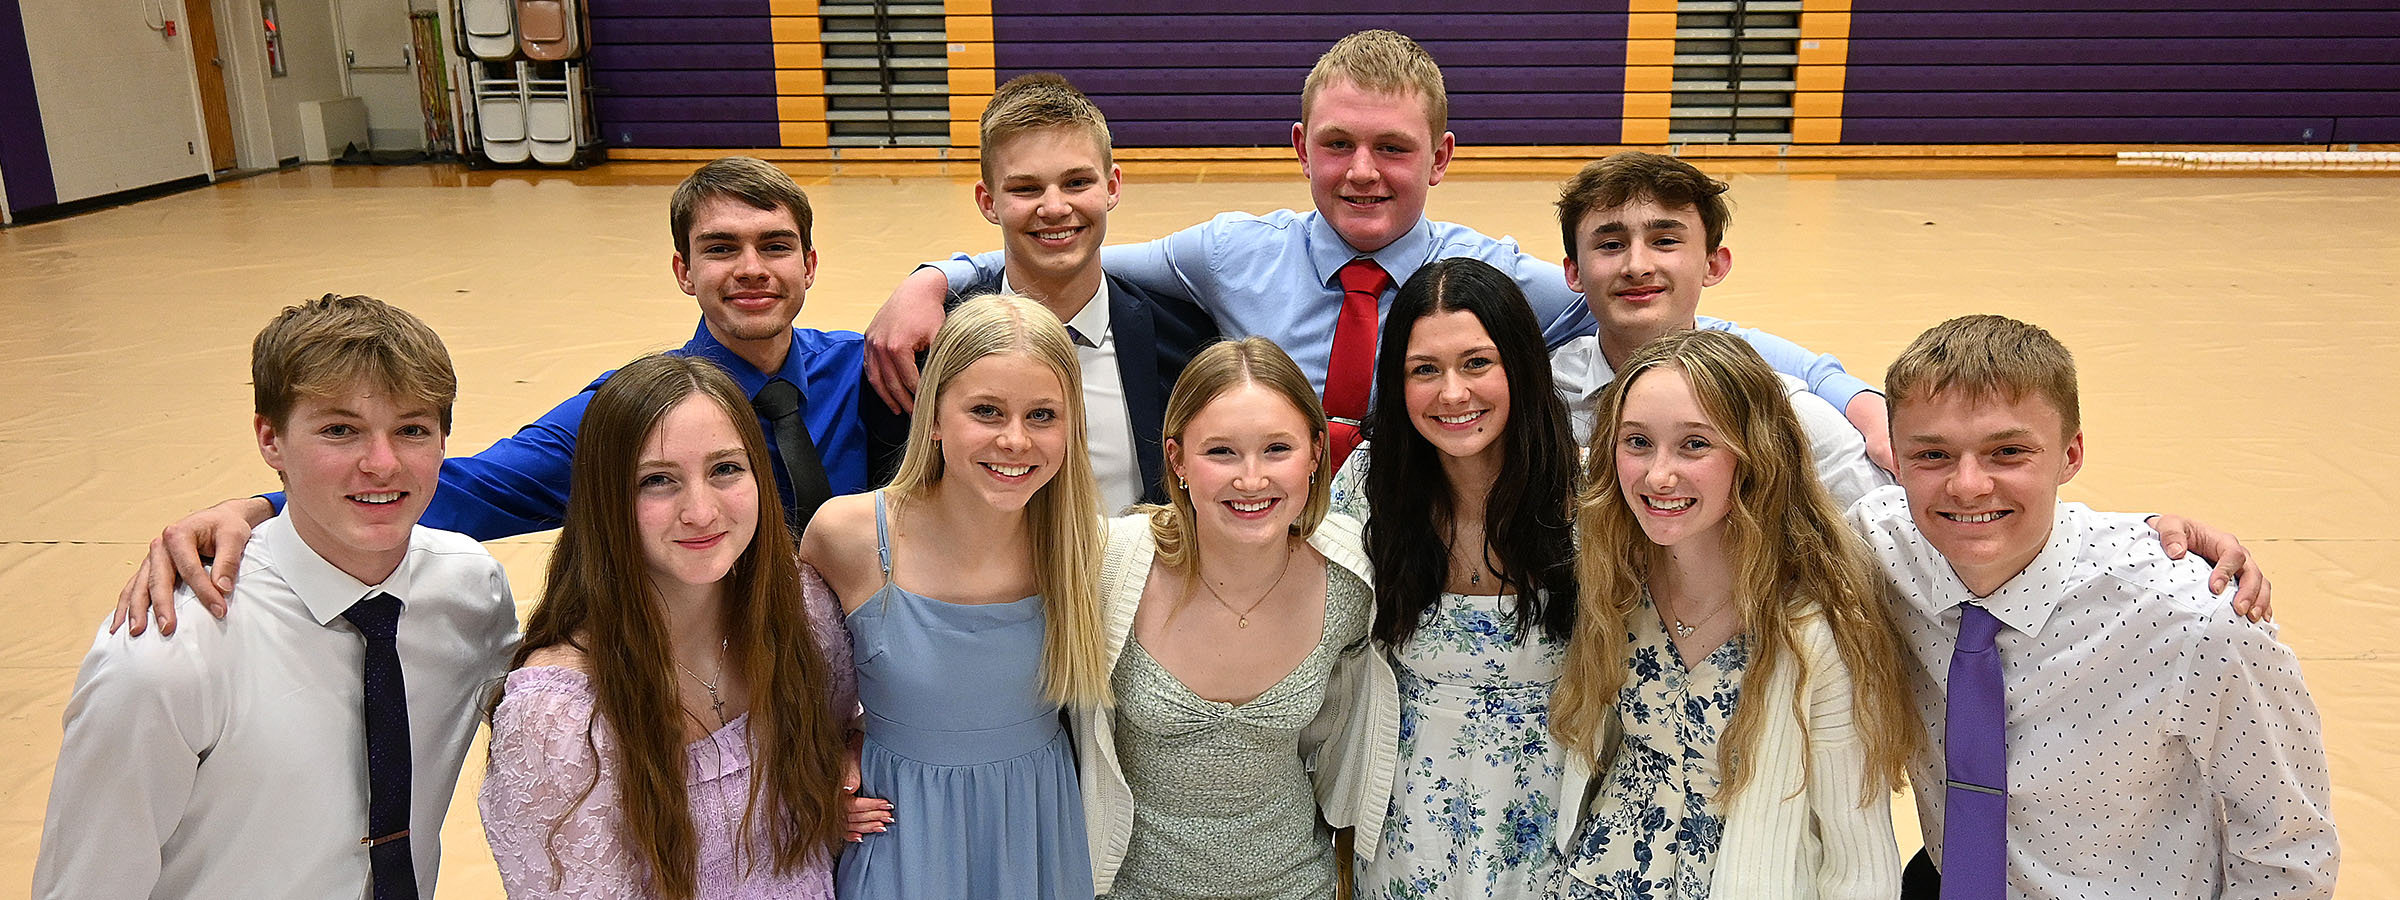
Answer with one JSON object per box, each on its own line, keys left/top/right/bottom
{"left": 928, "top": 209, "right": 1873, "bottom": 409}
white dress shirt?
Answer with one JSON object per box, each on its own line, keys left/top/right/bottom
{"left": 1551, "top": 331, "right": 1891, "bottom": 508}
{"left": 33, "top": 514, "right": 520, "bottom": 900}
{"left": 1007, "top": 274, "right": 1142, "bottom": 513}
{"left": 1847, "top": 487, "right": 2338, "bottom": 900}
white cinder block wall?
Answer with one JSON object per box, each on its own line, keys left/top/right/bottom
{"left": 18, "top": 0, "right": 207, "bottom": 205}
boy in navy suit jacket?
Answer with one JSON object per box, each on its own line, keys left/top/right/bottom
{"left": 864, "top": 73, "right": 1215, "bottom": 512}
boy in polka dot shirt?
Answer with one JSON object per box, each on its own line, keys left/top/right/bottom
{"left": 1849, "top": 314, "right": 2336, "bottom": 900}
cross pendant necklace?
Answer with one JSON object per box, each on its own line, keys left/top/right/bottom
{"left": 675, "top": 637, "right": 730, "bottom": 727}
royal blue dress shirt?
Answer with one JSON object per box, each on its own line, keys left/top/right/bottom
{"left": 269, "top": 322, "right": 868, "bottom": 541}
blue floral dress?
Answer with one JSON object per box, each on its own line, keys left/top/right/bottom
{"left": 1360, "top": 593, "right": 1570, "bottom": 900}
{"left": 1334, "top": 446, "right": 1572, "bottom": 900}
{"left": 1557, "top": 594, "right": 1748, "bottom": 900}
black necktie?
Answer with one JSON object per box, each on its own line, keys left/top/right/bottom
{"left": 342, "top": 592, "right": 418, "bottom": 900}
{"left": 752, "top": 377, "right": 834, "bottom": 534}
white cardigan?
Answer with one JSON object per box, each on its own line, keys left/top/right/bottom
{"left": 1072, "top": 512, "right": 1400, "bottom": 895}
{"left": 1554, "top": 613, "right": 1900, "bottom": 900}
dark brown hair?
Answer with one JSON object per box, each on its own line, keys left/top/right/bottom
{"left": 1556, "top": 151, "right": 1733, "bottom": 259}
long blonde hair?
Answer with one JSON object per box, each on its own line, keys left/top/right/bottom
{"left": 886, "top": 294, "right": 1110, "bottom": 707}
{"left": 1552, "top": 330, "right": 1919, "bottom": 802}
{"left": 1138, "top": 337, "right": 1333, "bottom": 572}
{"left": 510, "top": 353, "right": 848, "bottom": 898}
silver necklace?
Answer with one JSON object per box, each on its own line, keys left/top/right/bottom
{"left": 674, "top": 637, "right": 730, "bottom": 726}
{"left": 1656, "top": 589, "right": 1735, "bottom": 639}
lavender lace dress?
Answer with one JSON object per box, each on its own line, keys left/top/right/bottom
{"left": 479, "top": 569, "right": 856, "bottom": 899}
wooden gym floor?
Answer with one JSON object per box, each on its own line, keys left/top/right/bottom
{"left": 1, "top": 156, "right": 2392, "bottom": 897}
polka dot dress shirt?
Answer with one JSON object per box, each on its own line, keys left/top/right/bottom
{"left": 1847, "top": 486, "right": 2338, "bottom": 900}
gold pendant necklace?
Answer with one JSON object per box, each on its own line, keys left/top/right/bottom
{"left": 1199, "top": 549, "right": 1295, "bottom": 628}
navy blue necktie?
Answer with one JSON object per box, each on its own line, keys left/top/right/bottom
{"left": 753, "top": 377, "right": 834, "bottom": 535}
{"left": 343, "top": 592, "right": 418, "bottom": 900}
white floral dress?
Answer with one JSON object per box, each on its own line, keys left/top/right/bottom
{"left": 1335, "top": 447, "right": 1573, "bottom": 900}
{"left": 1557, "top": 595, "right": 1748, "bottom": 900}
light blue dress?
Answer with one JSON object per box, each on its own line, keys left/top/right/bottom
{"left": 1557, "top": 595, "right": 1748, "bottom": 900}
{"left": 833, "top": 492, "right": 1093, "bottom": 899}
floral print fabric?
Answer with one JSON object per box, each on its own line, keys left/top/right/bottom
{"left": 1558, "top": 596, "right": 1748, "bottom": 900}
{"left": 1359, "top": 592, "right": 1570, "bottom": 899}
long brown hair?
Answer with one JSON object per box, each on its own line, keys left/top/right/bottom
{"left": 1551, "top": 330, "right": 1919, "bottom": 802}
{"left": 506, "top": 353, "right": 848, "bottom": 897}
{"left": 886, "top": 294, "right": 1111, "bottom": 707}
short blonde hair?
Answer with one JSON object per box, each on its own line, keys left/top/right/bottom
{"left": 252, "top": 293, "right": 456, "bottom": 433}
{"left": 888, "top": 294, "right": 1110, "bottom": 707}
{"left": 1885, "top": 314, "right": 2081, "bottom": 440}
{"left": 1301, "top": 29, "right": 1448, "bottom": 136}
{"left": 980, "top": 73, "right": 1112, "bottom": 185}
{"left": 1142, "top": 337, "right": 1333, "bottom": 572}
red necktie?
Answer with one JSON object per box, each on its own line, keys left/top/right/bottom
{"left": 1326, "top": 258, "right": 1391, "bottom": 466}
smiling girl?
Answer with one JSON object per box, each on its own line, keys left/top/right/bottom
{"left": 801, "top": 294, "right": 1111, "bottom": 899}
{"left": 1328, "top": 258, "right": 1582, "bottom": 899}
{"left": 1550, "top": 330, "right": 1920, "bottom": 900}
{"left": 1077, "top": 337, "right": 1396, "bottom": 899}
{"left": 480, "top": 353, "right": 852, "bottom": 899}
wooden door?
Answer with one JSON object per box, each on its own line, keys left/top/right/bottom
{"left": 185, "top": 0, "right": 237, "bottom": 171}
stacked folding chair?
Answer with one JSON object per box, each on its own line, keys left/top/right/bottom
{"left": 454, "top": 0, "right": 598, "bottom": 167}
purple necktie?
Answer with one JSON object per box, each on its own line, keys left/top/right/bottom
{"left": 1941, "top": 603, "right": 2006, "bottom": 900}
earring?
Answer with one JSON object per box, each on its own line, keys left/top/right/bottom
{"left": 1177, "top": 477, "right": 1187, "bottom": 491}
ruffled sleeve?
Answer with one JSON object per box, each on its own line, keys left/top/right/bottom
{"left": 479, "top": 667, "right": 647, "bottom": 899}
{"left": 800, "top": 563, "right": 858, "bottom": 724}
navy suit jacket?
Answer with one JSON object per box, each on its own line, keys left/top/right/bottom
{"left": 864, "top": 271, "right": 1219, "bottom": 505}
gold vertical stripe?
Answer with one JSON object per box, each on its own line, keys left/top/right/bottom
{"left": 949, "top": 0, "right": 996, "bottom": 149}
{"left": 1796, "top": 0, "right": 1852, "bottom": 144}
{"left": 1621, "top": 9, "right": 1674, "bottom": 146}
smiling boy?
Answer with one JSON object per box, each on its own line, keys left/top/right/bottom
{"left": 865, "top": 30, "right": 1870, "bottom": 468}
{"left": 1551, "top": 152, "right": 1892, "bottom": 505}
{"left": 34, "top": 295, "right": 518, "bottom": 899}
{"left": 864, "top": 73, "right": 1216, "bottom": 512}
{"left": 119, "top": 157, "right": 871, "bottom": 633}
{"left": 1847, "top": 315, "right": 2336, "bottom": 900}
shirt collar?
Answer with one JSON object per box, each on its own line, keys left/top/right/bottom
{"left": 1000, "top": 274, "right": 1112, "bottom": 346}
{"left": 681, "top": 321, "right": 803, "bottom": 397}
{"left": 1934, "top": 502, "right": 2095, "bottom": 638}
{"left": 1306, "top": 212, "right": 1435, "bottom": 291}
{"left": 264, "top": 513, "right": 416, "bottom": 627}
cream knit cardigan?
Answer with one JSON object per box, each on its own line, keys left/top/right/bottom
{"left": 1553, "top": 612, "right": 1900, "bottom": 899}
{"left": 1073, "top": 511, "right": 1400, "bottom": 895}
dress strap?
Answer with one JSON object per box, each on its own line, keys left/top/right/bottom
{"left": 871, "top": 490, "right": 893, "bottom": 582}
